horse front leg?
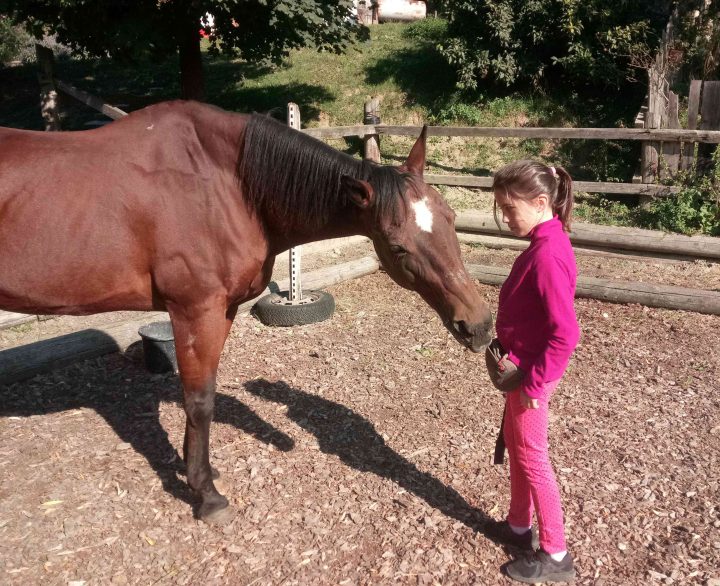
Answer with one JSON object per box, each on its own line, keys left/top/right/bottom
{"left": 169, "top": 300, "right": 235, "bottom": 523}
{"left": 181, "top": 302, "right": 239, "bottom": 483}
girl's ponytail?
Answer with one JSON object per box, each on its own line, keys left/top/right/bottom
{"left": 553, "top": 166, "right": 574, "bottom": 232}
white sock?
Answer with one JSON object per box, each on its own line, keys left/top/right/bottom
{"left": 509, "top": 523, "right": 531, "bottom": 535}
{"left": 549, "top": 551, "right": 567, "bottom": 562}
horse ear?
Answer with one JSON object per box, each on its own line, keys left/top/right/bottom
{"left": 341, "top": 175, "right": 375, "bottom": 209}
{"left": 404, "top": 125, "right": 427, "bottom": 177}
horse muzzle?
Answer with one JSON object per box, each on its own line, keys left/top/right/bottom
{"left": 447, "top": 319, "right": 492, "bottom": 353}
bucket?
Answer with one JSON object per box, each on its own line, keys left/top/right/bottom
{"left": 138, "top": 321, "right": 178, "bottom": 374}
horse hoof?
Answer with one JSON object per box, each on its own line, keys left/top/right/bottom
{"left": 198, "top": 497, "right": 233, "bottom": 525}
{"left": 201, "top": 505, "right": 235, "bottom": 525}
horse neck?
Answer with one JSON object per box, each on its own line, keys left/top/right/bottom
{"left": 264, "top": 207, "right": 368, "bottom": 256}
{"left": 237, "top": 114, "right": 397, "bottom": 254}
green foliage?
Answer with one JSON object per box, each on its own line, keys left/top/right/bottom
{"left": 437, "top": 0, "right": 670, "bottom": 90}
{"left": 203, "top": 1, "right": 367, "bottom": 63}
{"left": 573, "top": 196, "right": 636, "bottom": 228}
{"left": 575, "top": 153, "right": 720, "bottom": 236}
{"left": 2, "top": 1, "right": 366, "bottom": 97}
{"left": 673, "top": 1, "right": 720, "bottom": 81}
{"left": 637, "top": 153, "right": 720, "bottom": 236}
{"left": 3, "top": 1, "right": 364, "bottom": 63}
{"left": 640, "top": 187, "right": 720, "bottom": 235}
{"left": 430, "top": 95, "right": 540, "bottom": 126}
{"left": 402, "top": 16, "right": 448, "bottom": 42}
{"left": 0, "top": 16, "right": 26, "bottom": 63}
{"left": 431, "top": 101, "right": 486, "bottom": 125}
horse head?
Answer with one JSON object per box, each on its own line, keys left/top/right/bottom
{"left": 340, "top": 127, "right": 493, "bottom": 352}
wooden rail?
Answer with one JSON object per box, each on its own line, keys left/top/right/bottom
{"left": 302, "top": 125, "right": 377, "bottom": 139}
{"left": 455, "top": 211, "right": 720, "bottom": 260}
{"left": 301, "top": 124, "right": 720, "bottom": 144}
{"left": 302, "top": 123, "right": 691, "bottom": 195}
{"left": 456, "top": 233, "right": 697, "bottom": 264}
{"left": 55, "top": 79, "right": 127, "bottom": 120}
{"left": 376, "top": 125, "right": 720, "bottom": 143}
{"left": 0, "top": 311, "right": 37, "bottom": 329}
{"left": 467, "top": 264, "right": 720, "bottom": 316}
{"left": 424, "top": 174, "right": 679, "bottom": 196}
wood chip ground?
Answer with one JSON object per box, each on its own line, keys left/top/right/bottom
{"left": 1, "top": 245, "right": 719, "bottom": 585}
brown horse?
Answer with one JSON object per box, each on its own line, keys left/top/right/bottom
{"left": 0, "top": 101, "right": 492, "bottom": 522}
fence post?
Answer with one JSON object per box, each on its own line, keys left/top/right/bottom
{"left": 697, "top": 80, "right": 720, "bottom": 172}
{"left": 363, "top": 98, "right": 381, "bottom": 163}
{"left": 660, "top": 91, "right": 681, "bottom": 180}
{"left": 287, "top": 102, "right": 303, "bottom": 302}
{"left": 35, "top": 44, "right": 61, "bottom": 131}
{"left": 640, "top": 68, "right": 662, "bottom": 206}
{"left": 682, "top": 80, "right": 702, "bottom": 170}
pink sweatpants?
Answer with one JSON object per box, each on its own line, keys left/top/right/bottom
{"left": 504, "top": 379, "right": 567, "bottom": 554}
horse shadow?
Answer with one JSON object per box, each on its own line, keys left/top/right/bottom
{"left": 243, "top": 378, "right": 492, "bottom": 533}
{"left": 0, "top": 337, "right": 294, "bottom": 511}
{"left": 0, "top": 341, "right": 494, "bottom": 536}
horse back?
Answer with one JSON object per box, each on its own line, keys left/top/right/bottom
{"left": 0, "top": 102, "right": 267, "bottom": 315}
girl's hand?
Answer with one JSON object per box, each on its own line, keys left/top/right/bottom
{"left": 520, "top": 390, "right": 539, "bottom": 409}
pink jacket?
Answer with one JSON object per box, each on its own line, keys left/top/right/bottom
{"left": 495, "top": 217, "right": 580, "bottom": 398}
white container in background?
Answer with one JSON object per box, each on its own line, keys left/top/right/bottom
{"left": 378, "top": 0, "right": 426, "bottom": 22}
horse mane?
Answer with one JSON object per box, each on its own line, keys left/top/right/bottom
{"left": 237, "top": 113, "right": 407, "bottom": 229}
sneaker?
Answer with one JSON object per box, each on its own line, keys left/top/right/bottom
{"left": 485, "top": 520, "right": 539, "bottom": 550}
{"left": 505, "top": 549, "right": 576, "bottom": 584}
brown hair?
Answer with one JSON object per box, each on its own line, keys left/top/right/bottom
{"left": 492, "top": 160, "right": 574, "bottom": 231}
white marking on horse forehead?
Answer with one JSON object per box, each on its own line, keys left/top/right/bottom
{"left": 411, "top": 197, "right": 433, "bottom": 233}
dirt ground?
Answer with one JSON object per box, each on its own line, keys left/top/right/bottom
{"left": 1, "top": 245, "right": 719, "bottom": 585}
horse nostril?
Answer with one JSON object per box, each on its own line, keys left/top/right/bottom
{"left": 453, "top": 320, "right": 471, "bottom": 338}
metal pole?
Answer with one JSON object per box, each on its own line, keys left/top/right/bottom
{"left": 287, "top": 103, "right": 302, "bottom": 302}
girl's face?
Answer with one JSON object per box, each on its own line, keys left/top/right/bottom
{"left": 494, "top": 191, "right": 548, "bottom": 237}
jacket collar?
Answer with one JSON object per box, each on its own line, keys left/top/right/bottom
{"left": 529, "top": 216, "right": 562, "bottom": 241}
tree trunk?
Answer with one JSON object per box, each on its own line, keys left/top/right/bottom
{"left": 178, "top": 20, "right": 206, "bottom": 101}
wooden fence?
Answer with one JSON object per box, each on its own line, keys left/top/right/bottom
{"left": 35, "top": 44, "right": 127, "bottom": 126}
{"left": 639, "top": 74, "right": 720, "bottom": 185}
{"left": 633, "top": 9, "right": 720, "bottom": 193}
{"left": 304, "top": 114, "right": 720, "bottom": 197}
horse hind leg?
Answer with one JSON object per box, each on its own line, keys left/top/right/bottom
{"left": 169, "top": 300, "right": 236, "bottom": 524}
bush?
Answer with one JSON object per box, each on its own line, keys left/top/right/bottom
{"left": 638, "top": 156, "right": 720, "bottom": 236}
{"left": 0, "top": 16, "right": 28, "bottom": 64}
{"left": 640, "top": 187, "right": 720, "bottom": 235}
{"left": 573, "top": 149, "right": 720, "bottom": 237}
{"left": 437, "top": 1, "right": 669, "bottom": 90}
{"left": 0, "top": 16, "right": 74, "bottom": 65}
{"left": 403, "top": 16, "right": 448, "bottom": 42}
{"left": 431, "top": 101, "right": 485, "bottom": 125}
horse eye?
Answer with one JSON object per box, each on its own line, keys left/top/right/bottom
{"left": 389, "top": 245, "right": 407, "bottom": 256}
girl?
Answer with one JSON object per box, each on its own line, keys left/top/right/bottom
{"left": 487, "top": 160, "right": 580, "bottom": 584}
